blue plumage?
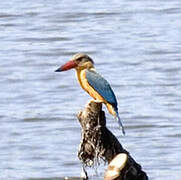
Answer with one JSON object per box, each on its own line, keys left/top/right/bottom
{"left": 85, "top": 69, "right": 118, "bottom": 108}
{"left": 86, "top": 69, "right": 125, "bottom": 135}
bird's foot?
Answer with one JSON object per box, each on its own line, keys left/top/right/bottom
{"left": 89, "top": 99, "right": 102, "bottom": 103}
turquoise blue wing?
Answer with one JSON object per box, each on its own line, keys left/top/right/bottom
{"left": 85, "top": 69, "right": 118, "bottom": 108}
{"left": 86, "top": 70, "right": 125, "bottom": 135}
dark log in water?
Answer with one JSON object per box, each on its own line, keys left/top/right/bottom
{"left": 77, "top": 100, "right": 148, "bottom": 180}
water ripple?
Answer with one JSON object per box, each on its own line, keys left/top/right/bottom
{"left": 1, "top": 0, "right": 181, "bottom": 179}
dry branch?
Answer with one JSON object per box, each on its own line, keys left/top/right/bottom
{"left": 77, "top": 100, "right": 148, "bottom": 180}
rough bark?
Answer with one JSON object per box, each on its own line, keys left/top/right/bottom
{"left": 77, "top": 100, "right": 148, "bottom": 180}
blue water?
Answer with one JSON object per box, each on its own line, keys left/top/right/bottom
{"left": 1, "top": 0, "right": 181, "bottom": 179}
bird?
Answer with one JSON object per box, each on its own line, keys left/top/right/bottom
{"left": 55, "top": 53, "right": 125, "bottom": 135}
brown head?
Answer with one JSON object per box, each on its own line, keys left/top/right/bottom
{"left": 55, "top": 53, "right": 94, "bottom": 72}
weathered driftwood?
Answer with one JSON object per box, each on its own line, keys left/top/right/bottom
{"left": 77, "top": 100, "right": 148, "bottom": 180}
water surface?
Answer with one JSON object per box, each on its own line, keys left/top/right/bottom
{"left": 1, "top": 0, "right": 181, "bottom": 179}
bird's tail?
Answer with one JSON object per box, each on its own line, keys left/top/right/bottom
{"left": 106, "top": 103, "right": 125, "bottom": 135}
{"left": 115, "top": 110, "right": 125, "bottom": 135}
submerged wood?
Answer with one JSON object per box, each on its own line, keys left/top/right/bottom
{"left": 77, "top": 100, "right": 148, "bottom": 180}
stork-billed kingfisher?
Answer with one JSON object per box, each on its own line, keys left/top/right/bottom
{"left": 55, "top": 53, "right": 125, "bottom": 135}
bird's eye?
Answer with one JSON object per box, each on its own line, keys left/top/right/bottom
{"left": 76, "top": 58, "right": 82, "bottom": 62}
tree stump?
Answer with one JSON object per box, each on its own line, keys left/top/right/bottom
{"left": 77, "top": 100, "right": 148, "bottom": 180}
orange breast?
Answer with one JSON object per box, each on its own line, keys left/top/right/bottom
{"left": 78, "top": 70, "right": 105, "bottom": 102}
{"left": 76, "top": 69, "right": 116, "bottom": 116}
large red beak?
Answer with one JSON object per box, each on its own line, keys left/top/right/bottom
{"left": 55, "top": 60, "right": 77, "bottom": 72}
